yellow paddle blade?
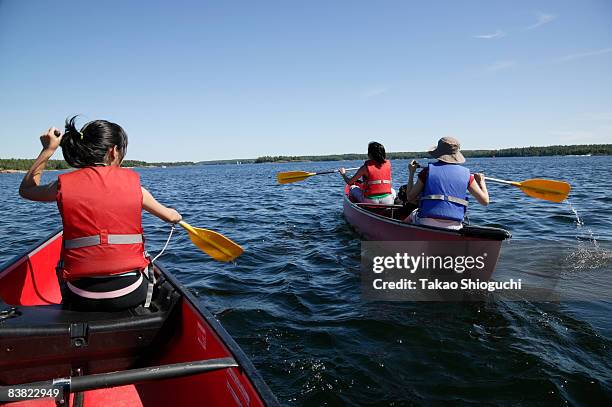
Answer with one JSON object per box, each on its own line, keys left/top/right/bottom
{"left": 516, "top": 179, "right": 571, "bottom": 203}
{"left": 178, "top": 221, "right": 244, "bottom": 262}
{"left": 276, "top": 170, "right": 316, "bottom": 184}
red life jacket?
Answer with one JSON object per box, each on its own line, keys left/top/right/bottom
{"left": 57, "top": 166, "right": 149, "bottom": 280}
{"left": 364, "top": 159, "right": 392, "bottom": 197}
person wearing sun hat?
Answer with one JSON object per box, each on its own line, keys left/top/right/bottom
{"left": 403, "top": 136, "right": 489, "bottom": 229}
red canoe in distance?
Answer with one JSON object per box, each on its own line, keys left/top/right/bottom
{"left": 343, "top": 185, "right": 511, "bottom": 277}
{"left": 0, "top": 230, "right": 279, "bottom": 407}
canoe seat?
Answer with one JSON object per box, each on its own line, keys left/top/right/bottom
{"left": 0, "top": 280, "right": 180, "bottom": 386}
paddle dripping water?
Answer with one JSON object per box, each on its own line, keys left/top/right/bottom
{"left": 565, "top": 200, "right": 612, "bottom": 272}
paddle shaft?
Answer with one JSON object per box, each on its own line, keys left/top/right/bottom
{"left": 413, "top": 162, "right": 569, "bottom": 200}
{"left": 415, "top": 163, "right": 514, "bottom": 185}
{"left": 315, "top": 167, "right": 360, "bottom": 176}
{"left": 277, "top": 166, "right": 362, "bottom": 184}
{"left": 449, "top": 173, "right": 559, "bottom": 194}
{"left": 178, "top": 220, "right": 196, "bottom": 234}
{"left": 0, "top": 358, "right": 238, "bottom": 400}
{"left": 481, "top": 176, "right": 517, "bottom": 186}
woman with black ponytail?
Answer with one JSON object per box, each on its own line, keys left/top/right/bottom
{"left": 19, "top": 117, "right": 182, "bottom": 311}
{"left": 339, "top": 141, "right": 396, "bottom": 204}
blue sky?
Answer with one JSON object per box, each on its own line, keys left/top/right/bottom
{"left": 1, "top": 0, "right": 611, "bottom": 161}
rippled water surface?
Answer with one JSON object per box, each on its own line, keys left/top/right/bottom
{"left": 1, "top": 156, "right": 611, "bottom": 406}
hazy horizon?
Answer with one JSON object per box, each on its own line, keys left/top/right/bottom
{"left": 2, "top": 142, "right": 610, "bottom": 163}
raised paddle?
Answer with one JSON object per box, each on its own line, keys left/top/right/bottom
{"left": 413, "top": 162, "right": 570, "bottom": 203}
{"left": 277, "top": 167, "right": 360, "bottom": 184}
{"left": 178, "top": 221, "right": 244, "bottom": 262}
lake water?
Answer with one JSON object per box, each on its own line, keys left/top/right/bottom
{"left": 1, "top": 156, "right": 611, "bottom": 406}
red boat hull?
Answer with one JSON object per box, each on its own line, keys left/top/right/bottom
{"left": 0, "top": 230, "right": 278, "bottom": 407}
{"left": 343, "top": 186, "right": 511, "bottom": 278}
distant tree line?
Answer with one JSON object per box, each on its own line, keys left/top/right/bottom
{"left": 254, "top": 154, "right": 366, "bottom": 163}
{"left": 0, "top": 159, "right": 70, "bottom": 171}
{"left": 485, "top": 145, "right": 612, "bottom": 157}
{"left": 254, "top": 144, "right": 612, "bottom": 163}
{"left": 198, "top": 159, "right": 256, "bottom": 165}
{"left": 0, "top": 159, "right": 194, "bottom": 171}
{"left": 3, "top": 144, "right": 610, "bottom": 170}
{"left": 146, "top": 161, "right": 195, "bottom": 167}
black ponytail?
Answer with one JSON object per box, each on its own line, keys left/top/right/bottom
{"left": 368, "top": 141, "right": 386, "bottom": 165}
{"left": 60, "top": 116, "right": 128, "bottom": 168}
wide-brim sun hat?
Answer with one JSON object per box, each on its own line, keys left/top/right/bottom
{"left": 428, "top": 136, "right": 466, "bottom": 164}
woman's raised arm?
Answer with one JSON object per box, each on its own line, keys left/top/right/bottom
{"left": 19, "top": 127, "right": 62, "bottom": 202}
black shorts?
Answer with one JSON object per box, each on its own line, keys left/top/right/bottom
{"left": 61, "top": 272, "right": 149, "bottom": 312}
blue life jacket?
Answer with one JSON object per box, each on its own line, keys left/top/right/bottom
{"left": 419, "top": 162, "right": 470, "bottom": 222}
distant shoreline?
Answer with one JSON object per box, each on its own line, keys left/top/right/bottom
{"left": 251, "top": 144, "right": 611, "bottom": 164}
{"left": 0, "top": 169, "right": 27, "bottom": 174}
{"left": 1, "top": 144, "right": 610, "bottom": 170}
{"left": 0, "top": 160, "right": 195, "bottom": 172}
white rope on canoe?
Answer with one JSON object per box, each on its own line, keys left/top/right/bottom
{"left": 152, "top": 224, "right": 175, "bottom": 263}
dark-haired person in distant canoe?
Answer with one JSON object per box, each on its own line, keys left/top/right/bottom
{"left": 19, "top": 117, "right": 182, "bottom": 311}
{"left": 339, "top": 141, "right": 396, "bottom": 204}
{"left": 403, "top": 137, "right": 489, "bottom": 230}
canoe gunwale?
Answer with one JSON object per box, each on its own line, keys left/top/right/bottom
{"left": 0, "top": 228, "right": 280, "bottom": 407}
{"left": 154, "top": 259, "right": 280, "bottom": 406}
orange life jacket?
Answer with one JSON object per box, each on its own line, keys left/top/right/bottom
{"left": 56, "top": 166, "right": 149, "bottom": 280}
{"left": 364, "top": 159, "right": 392, "bottom": 197}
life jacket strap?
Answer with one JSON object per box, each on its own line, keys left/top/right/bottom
{"left": 367, "top": 180, "right": 391, "bottom": 185}
{"left": 144, "top": 261, "right": 155, "bottom": 308}
{"left": 421, "top": 194, "right": 468, "bottom": 206}
{"left": 64, "top": 234, "right": 143, "bottom": 249}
